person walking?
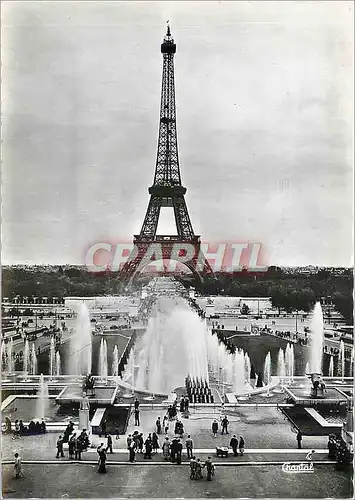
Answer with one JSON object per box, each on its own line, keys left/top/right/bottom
{"left": 212, "top": 419, "right": 218, "bottom": 438}
{"left": 98, "top": 447, "right": 107, "bottom": 473}
{"left": 106, "top": 433, "right": 113, "bottom": 454}
{"left": 195, "top": 458, "right": 203, "bottom": 480}
{"left": 126, "top": 434, "right": 133, "bottom": 449}
{"left": 203, "top": 456, "right": 215, "bottom": 481}
{"left": 134, "top": 398, "right": 140, "bottom": 411}
{"left": 138, "top": 433, "right": 144, "bottom": 454}
{"left": 221, "top": 415, "right": 229, "bottom": 435}
{"left": 189, "top": 456, "right": 197, "bottom": 479}
{"left": 170, "top": 437, "right": 178, "bottom": 463}
{"left": 144, "top": 435, "right": 152, "bottom": 459}
{"left": 162, "top": 437, "right": 170, "bottom": 461}
{"left": 129, "top": 440, "right": 136, "bottom": 462}
{"left": 230, "top": 435, "right": 239, "bottom": 457}
{"left": 164, "top": 417, "right": 169, "bottom": 434}
{"left": 239, "top": 436, "right": 245, "bottom": 456}
{"left": 185, "top": 435, "right": 193, "bottom": 459}
{"left": 156, "top": 417, "right": 162, "bottom": 434}
{"left": 75, "top": 436, "right": 82, "bottom": 460}
{"left": 68, "top": 433, "right": 76, "bottom": 460}
{"left": 134, "top": 408, "right": 140, "bottom": 426}
{"left": 56, "top": 435, "right": 65, "bottom": 458}
{"left": 296, "top": 430, "right": 302, "bottom": 449}
{"left": 176, "top": 439, "right": 183, "bottom": 464}
{"left": 152, "top": 432, "right": 160, "bottom": 453}
{"left": 13, "top": 453, "right": 23, "bottom": 479}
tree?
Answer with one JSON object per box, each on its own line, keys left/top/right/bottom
{"left": 241, "top": 303, "right": 250, "bottom": 315}
{"left": 332, "top": 292, "right": 353, "bottom": 325}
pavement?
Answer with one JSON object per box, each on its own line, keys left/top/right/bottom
{"left": 2, "top": 462, "right": 352, "bottom": 499}
{"left": 1, "top": 391, "right": 352, "bottom": 499}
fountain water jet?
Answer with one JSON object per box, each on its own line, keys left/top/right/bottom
{"left": 112, "top": 345, "right": 119, "bottom": 376}
{"left": 125, "top": 297, "right": 209, "bottom": 394}
{"left": 233, "top": 350, "right": 245, "bottom": 393}
{"left": 337, "top": 340, "right": 345, "bottom": 380}
{"left": 99, "top": 338, "right": 108, "bottom": 379}
{"left": 23, "top": 339, "right": 30, "bottom": 376}
{"left": 244, "top": 353, "right": 251, "bottom": 387}
{"left": 55, "top": 351, "right": 61, "bottom": 376}
{"left": 277, "top": 348, "right": 286, "bottom": 389}
{"left": 49, "top": 337, "right": 55, "bottom": 377}
{"left": 30, "top": 343, "right": 37, "bottom": 375}
{"left": 308, "top": 302, "right": 324, "bottom": 374}
{"left": 36, "top": 373, "right": 49, "bottom": 421}
{"left": 69, "top": 302, "right": 92, "bottom": 376}
{"left": 285, "top": 343, "right": 295, "bottom": 382}
{"left": 263, "top": 352, "right": 272, "bottom": 396}
{"left": 7, "top": 338, "right": 14, "bottom": 374}
{"left": 329, "top": 356, "right": 334, "bottom": 377}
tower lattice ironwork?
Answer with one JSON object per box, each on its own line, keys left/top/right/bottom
{"left": 121, "top": 26, "right": 213, "bottom": 279}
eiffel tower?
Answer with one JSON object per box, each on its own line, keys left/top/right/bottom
{"left": 121, "top": 26, "right": 213, "bottom": 280}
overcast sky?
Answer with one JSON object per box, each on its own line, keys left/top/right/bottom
{"left": 2, "top": 1, "right": 353, "bottom": 266}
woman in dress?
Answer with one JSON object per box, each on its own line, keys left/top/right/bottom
{"left": 98, "top": 447, "right": 107, "bottom": 473}
{"left": 152, "top": 432, "right": 159, "bottom": 453}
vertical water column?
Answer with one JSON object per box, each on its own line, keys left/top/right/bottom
{"left": 7, "top": 338, "right": 14, "bottom": 374}
{"left": 31, "top": 343, "right": 37, "bottom": 375}
{"left": 277, "top": 348, "right": 286, "bottom": 387}
{"left": 49, "top": 337, "right": 56, "bottom": 377}
{"left": 35, "top": 373, "right": 49, "bottom": 421}
{"left": 328, "top": 356, "right": 334, "bottom": 377}
{"left": 309, "top": 302, "right": 324, "bottom": 374}
{"left": 99, "top": 338, "right": 108, "bottom": 379}
{"left": 263, "top": 352, "right": 271, "bottom": 396}
{"left": 23, "top": 339, "right": 30, "bottom": 376}
{"left": 337, "top": 340, "right": 345, "bottom": 380}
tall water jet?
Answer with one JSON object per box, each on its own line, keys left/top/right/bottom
{"left": 99, "top": 338, "right": 108, "bottom": 379}
{"left": 290, "top": 344, "right": 295, "bottom": 380}
{"left": 351, "top": 347, "right": 354, "bottom": 377}
{"left": 36, "top": 373, "right": 49, "bottom": 421}
{"left": 49, "top": 337, "right": 56, "bottom": 377}
{"left": 1, "top": 341, "right": 6, "bottom": 373}
{"left": 112, "top": 346, "right": 119, "bottom": 376}
{"left": 309, "top": 302, "right": 324, "bottom": 374}
{"left": 23, "top": 339, "right": 30, "bottom": 376}
{"left": 277, "top": 348, "right": 286, "bottom": 387}
{"left": 7, "top": 338, "right": 14, "bottom": 374}
{"left": 263, "top": 352, "right": 271, "bottom": 396}
{"left": 31, "top": 343, "right": 37, "bottom": 375}
{"left": 55, "top": 351, "right": 61, "bottom": 376}
{"left": 244, "top": 353, "right": 251, "bottom": 386}
{"left": 329, "top": 356, "right": 334, "bottom": 377}
{"left": 337, "top": 340, "right": 345, "bottom": 380}
{"left": 69, "top": 302, "right": 92, "bottom": 376}
{"left": 131, "top": 296, "right": 209, "bottom": 394}
{"left": 233, "top": 350, "right": 245, "bottom": 394}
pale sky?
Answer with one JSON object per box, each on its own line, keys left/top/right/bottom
{"left": 1, "top": 1, "right": 353, "bottom": 266}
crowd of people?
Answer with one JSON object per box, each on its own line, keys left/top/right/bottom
{"left": 3, "top": 416, "right": 46, "bottom": 436}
